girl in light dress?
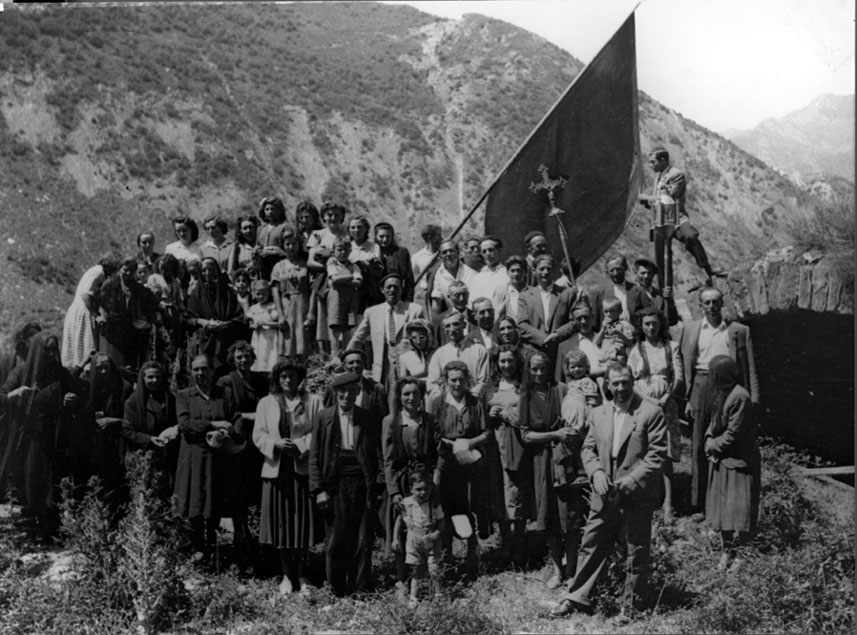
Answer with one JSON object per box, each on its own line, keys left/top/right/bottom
{"left": 325, "top": 237, "right": 363, "bottom": 358}
{"left": 245, "top": 280, "right": 284, "bottom": 373}
{"left": 271, "top": 228, "right": 311, "bottom": 360}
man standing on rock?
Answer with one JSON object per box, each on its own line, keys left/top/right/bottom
{"left": 638, "top": 147, "right": 724, "bottom": 286}
{"left": 677, "top": 288, "right": 760, "bottom": 512}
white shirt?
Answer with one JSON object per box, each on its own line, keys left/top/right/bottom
{"left": 431, "top": 263, "right": 477, "bottom": 304}
{"left": 469, "top": 264, "right": 509, "bottom": 311}
{"left": 696, "top": 318, "right": 730, "bottom": 371}
{"left": 478, "top": 328, "right": 493, "bottom": 350}
{"left": 504, "top": 285, "right": 522, "bottom": 321}
{"left": 349, "top": 240, "right": 376, "bottom": 264}
{"left": 613, "top": 284, "right": 630, "bottom": 321}
{"left": 538, "top": 287, "right": 553, "bottom": 323}
{"left": 612, "top": 401, "right": 630, "bottom": 458}
{"left": 444, "top": 391, "right": 467, "bottom": 413}
{"left": 165, "top": 240, "right": 201, "bottom": 263}
{"left": 412, "top": 247, "right": 437, "bottom": 289}
{"left": 338, "top": 408, "right": 356, "bottom": 450}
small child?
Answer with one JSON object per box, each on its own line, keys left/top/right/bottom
{"left": 232, "top": 268, "right": 253, "bottom": 317}
{"left": 563, "top": 349, "right": 600, "bottom": 412}
{"left": 326, "top": 236, "right": 363, "bottom": 357}
{"left": 245, "top": 279, "right": 284, "bottom": 372}
{"left": 392, "top": 469, "right": 445, "bottom": 604}
{"left": 186, "top": 257, "right": 202, "bottom": 297}
{"left": 595, "top": 297, "right": 635, "bottom": 355}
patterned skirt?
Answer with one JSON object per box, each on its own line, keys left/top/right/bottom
{"left": 258, "top": 461, "right": 316, "bottom": 550}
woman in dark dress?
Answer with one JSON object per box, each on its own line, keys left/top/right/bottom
{"left": 122, "top": 361, "right": 179, "bottom": 497}
{"left": 174, "top": 354, "right": 242, "bottom": 556}
{"left": 253, "top": 359, "right": 323, "bottom": 595}
{"left": 516, "top": 350, "right": 586, "bottom": 588}
{"left": 216, "top": 341, "right": 268, "bottom": 552}
{"left": 184, "top": 258, "right": 245, "bottom": 375}
{"left": 255, "top": 197, "right": 288, "bottom": 280}
{"left": 705, "top": 355, "right": 761, "bottom": 572}
{"left": 98, "top": 257, "right": 157, "bottom": 373}
{"left": 0, "top": 333, "right": 80, "bottom": 540}
{"left": 76, "top": 353, "right": 131, "bottom": 512}
{"left": 382, "top": 377, "right": 439, "bottom": 587}
{"left": 428, "top": 360, "right": 496, "bottom": 574}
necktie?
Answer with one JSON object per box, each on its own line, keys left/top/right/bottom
{"left": 387, "top": 306, "right": 397, "bottom": 349}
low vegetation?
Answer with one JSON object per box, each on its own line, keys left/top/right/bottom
{"left": 0, "top": 438, "right": 850, "bottom": 634}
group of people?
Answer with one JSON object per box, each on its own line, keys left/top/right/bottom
{"left": 0, "top": 149, "right": 762, "bottom": 614}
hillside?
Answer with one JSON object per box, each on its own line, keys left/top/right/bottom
{"left": 0, "top": 2, "right": 829, "bottom": 335}
{"left": 728, "top": 94, "right": 855, "bottom": 184}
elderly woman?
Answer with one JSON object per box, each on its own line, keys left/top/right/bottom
{"left": 253, "top": 358, "right": 323, "bottom": 595}
{"left": 627, "top": 306, "right": 683, "bottom": 520}
{"left": 0, "top": 333, "right": 80, "bottom": 541}
{"left": 227, "top": 215, "right": 260, "bottom": 281}
{"left": 61, "top": 252, "right": 121, "bottom": 369}
{"left": 217, "top": 340, "right": 268, "bottom": 551}
{"left": 381, "top": 377, "right": 439, "bottom": 587}
{"left": 98, "top": 256, "right": 158, "bottom": 373}
{"left": 705, "top": 355, "right": 761, "bottom": 572}
{"left": 174, "top": 354, "right": 242, "bottom": 557}
{"left": 185, "top": 258, "right": 245, "bottom": 373}
{"left": 122, "top": 361, "right": 179, "bottom": 496}
{"left": 428, "top": 360, "right": 496, "bottom": 575}
{"left": 256, "top": 197, "right": 289, "bottom": 280}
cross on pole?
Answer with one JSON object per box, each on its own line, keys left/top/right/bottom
{"left": 529, "top": 164, "right": 576, "bottom": 286}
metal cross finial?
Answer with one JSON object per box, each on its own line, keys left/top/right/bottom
{"left": 529, "top": 164, "right": 568, "bottom": 214}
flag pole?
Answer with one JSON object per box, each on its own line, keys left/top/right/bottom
{"left": 413, "top": 7, "right": 639, "bottom": 286}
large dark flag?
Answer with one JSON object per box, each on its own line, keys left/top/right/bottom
{"left": 483, "top": 13, "right": 641, "bottom": 275}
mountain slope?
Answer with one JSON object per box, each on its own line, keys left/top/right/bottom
{"left": 0, "top": 2, "right": 827, "bottom": 334}
{"left": 728, "top": 94, "right": 855, "bottom": 183}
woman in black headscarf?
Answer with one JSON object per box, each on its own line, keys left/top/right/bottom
{"left": 185, "top": 257, "right": 245, "bottom": 374}
{"left": 122, "top": 360, "right": 179, "bottom": 497}
{"left": 75, "top": 353, "right": 132, "bottom": 512}
{"left": 705, "top": 355, "right": 761, "bottom": 572}
{"left": 0, "top": 333, "right": 80, "bottom": 540}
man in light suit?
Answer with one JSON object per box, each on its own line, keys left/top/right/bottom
{"left": 309, "top": 372, "right": 383, "bottom": 596}
{"left": 517, "top": 254, "right": 581, "bottom": 380}
{"left": 550, "top": 363, "right": 668, "bottom": 619}
{"left": 347, "top": 273, "right": 427, "bottom": 392}
{"left": 677, "top": 287, "right": 759, "bottom": 510}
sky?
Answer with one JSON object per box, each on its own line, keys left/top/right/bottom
{"left": 383, "top": 0, "right": 855, "bottom": 133}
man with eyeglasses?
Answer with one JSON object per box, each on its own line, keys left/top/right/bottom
{"left": 468, "top": 236, "right": 509, "bottom": 313}
{"left": 676, "top": 288, "right": 759, "bottom": 512}
{"left": 199, "top": 216, "right": 234, "bottom": 274}
{"left": 426, "top": 240, "right": 477, "bottom": 317}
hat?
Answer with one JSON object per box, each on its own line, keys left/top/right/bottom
{"left": 374, "top": 221, "right": 394, "bottom": 233}
{"left": 524, "top": 230, "right": 546, "bottom": 244}
{"left": 331, "top": 372, "right": 361, "bottom": 388}
{"left": 380, "top": 272, "right": 403, "bottom": 285}
{"left": 634, "top": 257, "right": 658, "bottom": 273}
{"left": 405, "top": 318, "right": 431, "bottom": 333}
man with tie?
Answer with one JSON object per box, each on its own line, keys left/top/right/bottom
{"left": 517, "top": 254, "right": 580, "bottom": 380}
{"left": 676, "top": 287, "right": 759, "bottom": 511}
{"left": 347, "top": 272, "right": 427, "bottom": 400}
{"left": 310, "top": 372, "right": 383, "bottom": 595}
{"left": 550, "top": 363, "right": 668, "bottom": 620}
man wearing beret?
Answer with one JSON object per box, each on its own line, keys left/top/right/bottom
{"left": 310, "top": 371, "right": 384, "bottom": 595}
{"left": 347, "top": 272, "right": 426, "bottom": 397}
{"left": 626, "top": 257, "right": 678, "bottom": 337}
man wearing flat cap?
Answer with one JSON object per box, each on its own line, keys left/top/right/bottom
{"left": 469, "top": 235, "right": 510, "bottom": 313}
{"left": 310, "top": 371, "right": 383, "bottom": 595}
{"left": 626, "top": 257, "right": 678, "bottom": 338}
{"left": 347, "top": 272, "right": 426, "bottom": 399}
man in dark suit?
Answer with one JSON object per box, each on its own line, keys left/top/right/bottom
{"left": 590, "top": 254, "right": 635, "bottom": 329}
{"left": 551, "top": 363, "right": 668, "bottom": 619}
{"left": 322, "top": 348, "right": 389, "bottom": 424}
{"left": 431, "top": 280, "right": 476, "bottom": 346}
{"left": 626, "top": 258, "right": 678, "bottom": 337}
{"left": 517, "top": 254, "right": 580, "bottom": 380}
{"left": 310, "top": 372, "right": 383, "bottom": 596}
{"left": 676, "top": 287, "right": 759, "bottom": 511}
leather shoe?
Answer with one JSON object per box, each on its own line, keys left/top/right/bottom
{"left": 549, "top": 598, "right": 591, "bottom": 618}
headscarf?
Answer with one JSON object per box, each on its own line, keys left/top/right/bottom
{"left": 86, "top": 355, "right": 127, "bottom": 419}
{"left": 186, "top": 258, "right": 243, "bottom": 322}
{"left": 130, "top": 361, "right": 173, "bottom": 436}
{"left": 709, "top": 355, "right": 740, "bottom": 436}
{"left": 21, "top": 333, "right": 63, "bottom": 392}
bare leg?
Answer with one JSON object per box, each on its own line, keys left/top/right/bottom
{"left": 547, "top": 532, "right": 563, "bottom": 588}
{"left": 662, "top": 460, "right": 674, "bottom": 522}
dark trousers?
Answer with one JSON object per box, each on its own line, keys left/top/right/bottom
{"left": 673, "top": 221, "right": 711, "bottom": 271}
{"left": 690, "top": 372, "right": 714, "bottom": 509}
{"left": 565, "top": 491, "right": 652, "bottom": 610}
{"left": 326, "top": 475, "right": 374, "bottom": 595}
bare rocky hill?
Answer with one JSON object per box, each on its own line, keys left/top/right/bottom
{"left": 0, "top": 2, "right": 832, "bottom": 334}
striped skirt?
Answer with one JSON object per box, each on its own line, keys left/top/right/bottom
{"left": 258, "top": 462, "right": 315, "bottom": 550}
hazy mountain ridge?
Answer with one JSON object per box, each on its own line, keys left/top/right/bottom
{"left": 0, "top": 2, "right": 830, "bottom": 334}
{"left": 728, "top": 94, "right": 855, "bottom": 184}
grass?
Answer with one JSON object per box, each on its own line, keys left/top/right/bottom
{"left": 0, "top": 436, "right": 851, "bottom": 634}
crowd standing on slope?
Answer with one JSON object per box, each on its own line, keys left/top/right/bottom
{"left": 0, "top": 149, "right": 761, "bottom": 616}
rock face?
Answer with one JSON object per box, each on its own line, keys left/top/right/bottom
{"left": 703, "top": 246, "right": 854, "bottom": 465}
